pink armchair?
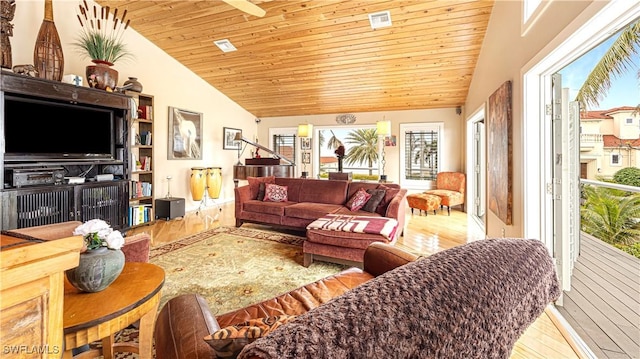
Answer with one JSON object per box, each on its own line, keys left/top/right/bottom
{"left": 424, "top": 172, "right": 466, "bottom": 215}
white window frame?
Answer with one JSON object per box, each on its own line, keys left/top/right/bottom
{"left": 312, "top": 124, "right": 378, "bottom": 177}
{"left": 268, "top": 127, "right": 301, "bottom": 176}
{"left": 611, "top": 153, "right": 622, "bottom": 166}
{"left": 521, "top": 0, "right": 553, "bottom": 36}
{"left": 399, "top": 122, "right": 443, "bottom": 190}
{"left": 625, "top": 117, "right": 634, "bottom": 125}
{"left": 522, "top": 1, "right": 640, "bottom": 250}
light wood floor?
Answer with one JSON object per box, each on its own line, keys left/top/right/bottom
{"left": 129, "top": 202, "right": 580, "bottom": 359}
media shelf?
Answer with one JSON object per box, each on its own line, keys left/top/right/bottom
{"left": 127, "top": 92, "right": 155, "bottom": 228}
{"left": 1, "top": 180, "right": 128, "bottom": 230}
{"left": 0, "top": 71, "right": 133, "bottom": 231}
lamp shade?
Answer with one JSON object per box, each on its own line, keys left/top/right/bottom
{"left": 376, "top": 120, "right": 391, "bottom": 136}
{"left": 297, "top": 124, "right": 313, "bottom": 138}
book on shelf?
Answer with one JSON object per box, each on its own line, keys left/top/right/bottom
{"left": 137, "top": 105, "right": 153, "bottom": 120}
{"left": 140, "top": 131, "right": 152, "bottom": 145}
{"left": 140, "top": 156, "right": 151, "bottom": 171}
{"left": 128, "top": 204, "right": 153, "bottom": 226}
{"left": 130, "top": 181, "right": 152, "bottom": 198}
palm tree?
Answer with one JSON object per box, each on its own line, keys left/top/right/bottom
{"left": 343, "top": 129, "right": 378, "bottom": 175}
{"left": 575, "top": 20, "right": 640, "bottom": 110}
{"left": 580, "top": 185, "right": 640, "bottom": 245}
{"left": 326, "top": 130, "right": 343, "bottom": 150}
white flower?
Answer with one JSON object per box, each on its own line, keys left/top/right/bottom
{"left": 105, "top": 230, "right": 125, "bottom": 250}
{"left": 73, "top": 219, "right": 110, "bottom": 237}
{"left": 73, "top": 219, "right": 123, "bottom": 251}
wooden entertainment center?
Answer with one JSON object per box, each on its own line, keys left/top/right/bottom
{"left": 0, "top": 72, "right": 138, "bottom": 231}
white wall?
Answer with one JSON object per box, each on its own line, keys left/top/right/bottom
{"left": 464, "top": 0, "right": 602, "bottom": 238}
{"left": 261, "top": 108, "right": 466, "bottom": 184}
{"left": 9, "top": 0, "right": 258, "bottom": 213}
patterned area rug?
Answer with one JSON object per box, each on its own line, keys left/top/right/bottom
{"left": 150, "top": 226, "right": 346, "bottom": 314}
{"left": 104, "top": 226, "right": 347, "bottom": 358}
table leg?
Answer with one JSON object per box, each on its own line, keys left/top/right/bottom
{"left": 102, "top": 334, "right": 115, "bottom": 359}
{"left": 138, "top": 299, "right": 160, "bottom": 358}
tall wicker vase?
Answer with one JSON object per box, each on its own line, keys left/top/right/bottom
{"left": 33, "top": 0, "right": 63, "bottom": 81}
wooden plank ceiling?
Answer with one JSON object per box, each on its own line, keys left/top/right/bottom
{"left": 96, "top": 0, "right": 494, "bottom": 117}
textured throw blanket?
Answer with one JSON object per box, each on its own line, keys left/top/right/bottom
{"left": 306, "top": 214, "right": 398, "bottom": 240}
{"left": 239, "top": 238, "right": 560, "bottom": 359}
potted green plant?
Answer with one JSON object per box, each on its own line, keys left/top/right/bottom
{"left": 73, "top": 2, "right": 133, "bottom": 90}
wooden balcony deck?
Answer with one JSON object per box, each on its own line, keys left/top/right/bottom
{"left": 556, "top": 233, "right": 640, "bottom": 359}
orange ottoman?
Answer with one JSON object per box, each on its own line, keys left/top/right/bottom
{"left": 406, "top": 193, "right": 441, "bottom": 216}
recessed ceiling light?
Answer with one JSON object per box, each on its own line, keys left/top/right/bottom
{"left": 368, "top": 11, "right": 392, "bottom": 29}
{"left": 214, "top": 39, "right": 237, "bottom": 53}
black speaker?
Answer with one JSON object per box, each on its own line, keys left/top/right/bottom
{"left": 155, "top": 197, "right": 185, "bottom": 220}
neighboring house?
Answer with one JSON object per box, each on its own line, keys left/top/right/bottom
{"left": 580, "top": 107, "right": 640, "bottom": 179}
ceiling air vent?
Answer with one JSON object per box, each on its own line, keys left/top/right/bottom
{"left": 368, "top": 11, "right": 392, "bottom": 29}
{"left": 214, "top": 39, "right": 237, "bottom": 53}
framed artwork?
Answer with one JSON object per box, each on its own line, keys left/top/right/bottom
{"left": 487, "top": 80, "right": 513, "bottom": 225}
{"left": 302, "top": 152, "right": 311, "bottom": 164}
{"left": 168, "top": 107, "right": 203, "bottom": 160}
{"left": 300, "top": 137, "right": 312, "bottom": 150}
{"left": 223, "top": 127, "right": 242, "bottom": 150}
{"left": 384, "top": 135, "right": 397, "bottom": 146}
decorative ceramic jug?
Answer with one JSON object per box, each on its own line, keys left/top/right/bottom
{"left": 123, "top": 77, "right": 143, "bottom": 92}
{"left": 65, "top": 247, "right": 125, "bottom": 292}
{"left": 86, "top": 59, "right": 118, "bottom": 90}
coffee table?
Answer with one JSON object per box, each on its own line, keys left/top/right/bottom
{"left": 62, "top": 262, "right": 165, "bottom": 359}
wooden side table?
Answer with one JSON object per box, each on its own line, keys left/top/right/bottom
{"left": 63, "top": 262, "right": 165, "bottom": 359}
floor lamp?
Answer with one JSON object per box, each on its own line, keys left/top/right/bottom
{"left": 298, "top": 124, "right": 313, "bottom": 178}
{"left": 376, "top": 119, "right": 391, "bottom": 182}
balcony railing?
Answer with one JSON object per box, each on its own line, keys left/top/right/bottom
{"left": 559, "top": 178, "right": 640, "bottom": 358}
{"left": 579, "top": 133, "right": 602, "bottom": 151}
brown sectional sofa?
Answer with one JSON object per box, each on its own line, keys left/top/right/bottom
{"left": 154, "top": 243, "right": 418, "bottom": 359}
{"left": 234, "top": 177, "right": 407, "bottom": 237}
{"left": 154, "top": 239, "right": 561, "bottom": 359}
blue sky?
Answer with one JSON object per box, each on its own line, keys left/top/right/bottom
{"left": 560, "top": 31, "right": 640, "bottom": 110}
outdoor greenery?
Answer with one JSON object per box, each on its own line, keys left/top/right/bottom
{"left": 580, "top": 185, "right": 640, "bottom": 257}
{"left": 612, "top": 167, "right": 640, "bottom": 187}
{"left": 343, "top": 129, "right": 379, "bottom": 175}
{"left": 575, "top": 20, "right": 640, "bottom": 109}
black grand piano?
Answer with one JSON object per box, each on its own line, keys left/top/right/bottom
{"left": 232, "top": 135, "right": 295, "bottom": 186}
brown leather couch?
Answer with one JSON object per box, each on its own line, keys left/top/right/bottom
{"left": 234, "top": 177, "right": 407, "bottom": 237}
{"left": 154, "top": 243, "right": 418, "bottom": 359}
{"left": 155, "top": 239, "right": 561, "bottom": 359}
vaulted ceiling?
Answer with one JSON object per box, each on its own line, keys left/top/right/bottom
{"left": 96, "top": 0, "right": 494, "bottom": 117}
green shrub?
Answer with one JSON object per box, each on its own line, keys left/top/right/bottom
{"left": 614, "top": 243, "right": 640, "bottom": 259}
{"left": 613, "top": 167, "right": 640, "bottom": 187}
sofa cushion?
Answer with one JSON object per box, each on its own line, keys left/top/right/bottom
{"left": 346, "top": 182, "right": 381, "bottom": 199}
{"left": 284, "top": 202, "right": 343, "bottom": 220}
{"left": 306, "top": 229, "right": 393, "bottom": 250}
{"left": 204, "top": 315, "right": 296, "bottom": 358}
{"left": 297, "top": 179, "right": 349, "bottom": 205}
{"left": 362, "top": 189, "right": 386, "bottom": 213}
{"left": 274, "top": 178, "right": 305, "bottom": 202}
{"left": 345, "top": 188, "right": 371, "bottom": 211}
{"left": 248, "top": 176, "right": 275, "bottom": 200}
{"left": 243, "top": 200, "right": 291, "bottom": 216}
{"left": 257, "top": 183, "right": 267, "bottom": 201}
{"left": 264, "top": 183, "right": 288, "bottom": 202}
{"left": 376, "top": 184, "right": 401, "bottom": 216}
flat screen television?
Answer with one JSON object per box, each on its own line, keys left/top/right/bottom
{"left": 3, "top": 95, "right": 116, "bottom": 162}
